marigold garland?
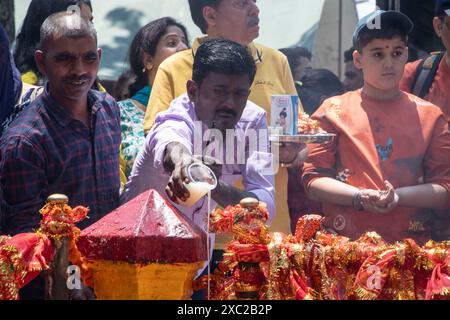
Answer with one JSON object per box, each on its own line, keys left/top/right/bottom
{"left": 38, "top": 202, "right": 93, "bottom": 287}
{"left": 196, "top": 202, "right": 450, "bottom": 300}
{"left": 0, "top": 198, "right": 92, "bottom": 300}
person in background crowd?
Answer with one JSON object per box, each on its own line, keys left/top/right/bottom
{"left": 303, "top": 10, "right": 449, "bottom": 244}
{"left": 118, "top": 17, "right": 189, "bottom": 178}
{"left": 399, "top": 0, "right": 450, "bottom": 242}
{"left": 0, "top": 24, "right": 22, "bottom": 135}
{"left": 288, "top": 69, "right": 344, "bottom": 233}
{"left": 343, "top": 46, "right": 364, "bottom": 91}
{"left": 13, "top": 0, "right": 97, "bottom": 87}
{"left": 113, "top": 70, "right": 136, "bottom": 101}
{"left": 3, "top": 0, "right": 107, "bottom": 136}
{"left": 1, "top": 12, "right": 120, "bottom": 300}
{"left": 297, "top": 69, "right": 344, "bottom": 115}
{"left": 400, "top": 0, "right": 450, "bottom": 122}
{"left": 279, "top": 46, "right": 313, "bottom": 83}
{"left": 1, "top": 11, "right": 121, "bottom": 251}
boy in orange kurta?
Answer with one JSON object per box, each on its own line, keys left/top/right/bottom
{"left": 302, "top": 10, "right": 450, "bottom": 244}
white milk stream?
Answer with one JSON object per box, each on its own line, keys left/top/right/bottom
{"left": 180, "top": 181, "right": 214, "bottom": 299}
{"left": 207, "top": 190, "right": 211, "bottom": 300}
{"left": 180, "top": 182, "right": 215, "bottom": 207}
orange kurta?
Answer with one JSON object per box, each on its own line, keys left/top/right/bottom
{"left": 302, "top": 90, "right": 450, "bottom": 244}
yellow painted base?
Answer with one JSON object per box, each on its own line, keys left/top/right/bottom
{"left": 87, "top": 260, "right": 205, "bottom": 300}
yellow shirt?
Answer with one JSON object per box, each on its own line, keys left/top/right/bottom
{"left": 144, "top": 37, "right": 302, "bottom": 243}
{"left": 21, "top": 71, "right": 39, "bottom": 86}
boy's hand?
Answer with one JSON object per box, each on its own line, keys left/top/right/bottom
{"left": 360, "top": 181, "right": 399, "bottom": 214}
{"left": 374, "top": 181, "right": 396, "bottom": 207}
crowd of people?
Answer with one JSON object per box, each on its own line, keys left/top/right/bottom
{"left": 0, "top": 0, "right": 449, "bottom": 299}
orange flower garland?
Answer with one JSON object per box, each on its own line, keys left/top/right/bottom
{"left": 198, "top": 200, "right": 450, "bottom": 300}
{"left": 297, "top": 112, "right": 322, "bottom": 134}
{"left": 38, "top": 202, "right": 93, "bottom": 287}
{"left": 0, "top": 196, "right": 93, "bottom": 300}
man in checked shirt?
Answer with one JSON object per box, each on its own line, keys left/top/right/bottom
{"left": 0, "top": 12, "right": 121, "bottom": 237}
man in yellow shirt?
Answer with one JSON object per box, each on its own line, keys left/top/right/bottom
{"left": 144, "top": 0, "right": 304, "bottom": 237}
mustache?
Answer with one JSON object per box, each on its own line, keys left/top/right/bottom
{"left": 216, "top": 109, "right": 237, "bottom": 117}
{"left": 65, "top": 75, "right": 92, "bottom": 82}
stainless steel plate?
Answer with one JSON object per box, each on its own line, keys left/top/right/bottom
{"left": 269, "top": 134, "right": 336, "bottom": 144}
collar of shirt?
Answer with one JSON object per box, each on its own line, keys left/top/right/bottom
{"left": 41, "top": 82, "right": 104, "bottom": 127}
{"left": 191, "top": 36, "right": 262, "bottom": 64}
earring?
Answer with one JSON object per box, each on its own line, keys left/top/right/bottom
{"left": 142, "top": 62, "right": 153, "bottom": 73}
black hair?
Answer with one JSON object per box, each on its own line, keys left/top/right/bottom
{"left": 128, "top": 17, "right": 189, "bottom": 97}
{"left": 113, "top": 69, "right": 136, "bottom": 101}
{"left": 279, "top": 108, "right": 287, "bottom": 118}
{"left": 39, "top": 12, "right": 97, "bottom": 50}
{"left": 13, "top": 0, "right": 93, "bottom": 80}
{"left": 188, "top": 0, "right": 222, "bottom": 34}
{"left": 298, "top": 69, "right": 344, "bottom": 114}
{"left": 192, "top": 38, "right": 256, "bottom": 86}
{"left": 438, "top": 13, "right": 447, "bottom": 21}
{"left": 354, "top": 22, "right": 408, "bottom": 52}
{"left": 279, "top": 47, "right": 312, "bottom": 74}
{"left": 344, "top": 46, "right": 355, "bottom": 63}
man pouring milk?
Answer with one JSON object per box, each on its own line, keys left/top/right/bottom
{"left": 121, "top": 38, "right": 307, "bottom": 263}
